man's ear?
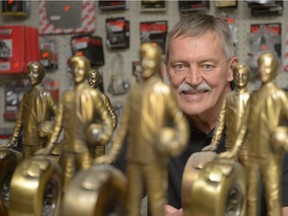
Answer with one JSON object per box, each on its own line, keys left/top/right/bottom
{"left": 228, "top": 57, "right": 239, "bottom": 82}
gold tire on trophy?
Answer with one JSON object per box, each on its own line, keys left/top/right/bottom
{"left": 62, "top": 164, "right": 127, "bottom": 216}
{"left": 9, "top": 156, "right": 62, "bottom": 216}
{"left": 0, "top": 149, "right": 22, "bottom": 215}
{"left": 182, "top": 156, "right": 246, "bottom": 216}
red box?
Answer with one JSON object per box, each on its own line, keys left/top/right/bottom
{"left": 0, "top": 25, "right": 40, "bottom": 74}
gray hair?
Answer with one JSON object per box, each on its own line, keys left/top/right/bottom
{"left": 165, "top": 14, "right": 234, "bottom": 61}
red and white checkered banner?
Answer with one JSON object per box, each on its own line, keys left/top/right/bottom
{"left": 39, "top": 0, "right": 96, "bottom": 35}
{"left": 284, "top": 22, "right": 288, "bottom": 72}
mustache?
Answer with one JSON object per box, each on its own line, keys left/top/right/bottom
{"left": 178, "top": 82, "right": 212, "bottom": 93}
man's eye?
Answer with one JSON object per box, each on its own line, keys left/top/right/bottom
{"left": 202, "top": 64, "right": 214, "bottom": 71}
{"left": 175, "top": 64, "right": 185, "bottom": 70}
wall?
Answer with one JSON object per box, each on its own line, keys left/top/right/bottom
{"left": 0, "top": 1, "right": 288, "bottom": 132}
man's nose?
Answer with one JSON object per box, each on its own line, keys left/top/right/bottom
{"left": 185, "top": 67, "right": 202, "bottom": 86}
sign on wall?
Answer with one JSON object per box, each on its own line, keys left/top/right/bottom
{"left": 38, "top": 0, "right": 96, "bottom": 35}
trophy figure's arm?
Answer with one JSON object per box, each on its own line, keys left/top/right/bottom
{"left": 43, "top": 101, "right": 63, "bottom": 154}
{"left": 203, "top": 99, "right": 227, "bottom": 152}
{"left": 164, "top": 92, "right": 189, "bottom": 156}
{"left": 102, "top": 94, "right": 118, "bottom": 130}
{"left": 2, "top": 95, "right": 25, "bottom": 148}
{"left": 95, "top": 105, "right": 129, "bottom": 164}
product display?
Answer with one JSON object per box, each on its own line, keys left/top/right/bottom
{"left": 0, "top": 25, "right": 40, "bottom": 74}
{"left": 106, "top": 17, "right": 130, "bottom": 49}
{"left": 2, "top": 0, "right": 30, "bottom": 16}
{"left": 248, "top": 23, "right": 281, "bottom": 77}
{"left": 140, "top": 20, "right": 168, "bottom": 52}
{"left": 178, "top": 0, "right": 210, "bottom": 13}
{"left": 70, "top": 33, "right": 105, "bottom": 66}
{"left": 247, "top": 0, "right": 283, "bottom": 16}
{"left": 98, "top": 0, "right": 127, "bottom": 10}
{"left": 215, "top": 0, "right": 237, "bottom": 8}
{"left": 40, "top": 39, "right": 58, "bottom": 70}
{"left": 38, "top": 0, "right": 96, "bottom": 35}
{"left": 3, "top": 78, "right": 29, "bottom": 121}
{"left": 140, "top": 0, "right": 166, "bottom": 11}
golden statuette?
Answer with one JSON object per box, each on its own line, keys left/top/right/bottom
{"left": 95, "top": 43, "right": 189, "bottom": 216}
{"left": 203, "top": 63, "right": 251, "bottom": 166}
{"left": 37, "top": 55, "right": 113, "bottom": 192}
{"left": 182, "top": 155, "right": 246, "bottom": 216}
{"left": 88, "top": 68, "right": 118, "bottom": 157}
{"left": 62, "top": 165, "right": 127, "bottom": 216}
{"left": 224, "top": 52, "right": 288, "bottom": 216}
{"left": 1, "top": 61, "right": 57, "bottom": 158}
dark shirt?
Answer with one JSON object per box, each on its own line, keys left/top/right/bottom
{"left": 167, "top": 125, "right": 225, "bottom": 208}
{"left": 113, "top": 123, "right": 288, "bottom": 215}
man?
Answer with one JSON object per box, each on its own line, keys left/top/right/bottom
{"left": 163, "top": 14, "right": 288, "bottom": 216}
{"left": 202, "top": 63, "right": 251, "bottom": 166}
{"left": 38, "top": 55, "right": 113, "bottom": 192}
{"left": 95, "top": 42, "right": 189, "bottom": 216}
{"left": 223, "top": 52, "right": 288, "bottom": 216}
{"left": 1, "top": 61, "right": 57, "bottom": 158}
{"left": 164, "top": 13, "right": 236, "bottom": 215}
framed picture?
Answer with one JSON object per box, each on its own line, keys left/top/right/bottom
{"left": 140, "top": 0, "right": 166, "bottom": 12}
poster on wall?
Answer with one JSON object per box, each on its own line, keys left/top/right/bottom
{"left": 248, "top": 23, "right": 281, "bottom": 78}
{"left": 38, "top": 0, "right": 96, "bottom": 35}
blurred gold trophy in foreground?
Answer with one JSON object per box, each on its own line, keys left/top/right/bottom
{"left": 95, "top": 42, "right": 189, "bottom": 216}
{"left": 182, "top": 152, "right": 246, "bottom": 216}
{"left": 62, "top": 164, "right": 127, "bottom": 216}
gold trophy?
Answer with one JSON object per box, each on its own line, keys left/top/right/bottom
{"left": 1, "top": 61, "right": 57, "bottom": 158}
{"left": 95, "top": 43, "right": 189, "bottom": 216}
{"left": 38, "top": 55, "right": 113, "bottom": 192}
{"left": 62, "top": 164, "right": 127, "bottom": 216}
{"left": 203, "top": 63, "right": 251, "bottom": 166}
{"left": 0, "top": 149, "right": 22, "bottom": 215}
{"left": 9, "top": 156, "right": 62, "bottom": 216}
{"left": 223, "top": 52, "right": 288, "bottom": 216}
{"left": 88, "top": 68, "right": 118, "bottom": 157}
{"left": 182, "top": 155, "right": 246, "bottom": 216}
{"left": 0, "top": 61, "right": 57, "bottom": 215}
{"left": 183, "top": 63, "right": 251, "bottom": 216}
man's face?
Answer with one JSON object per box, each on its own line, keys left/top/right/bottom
{"left": 166, "top": 31, "right": 235, "bottom": 117}
{"left": 28, "top": 66, "right": 43, "bottom": 87}
{"left": 71, "top": 62, "right": 86, "bottom": 84}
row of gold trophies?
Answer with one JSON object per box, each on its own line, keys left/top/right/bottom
{"left": 0, "top": 42, "right": 288, "bottom": 216}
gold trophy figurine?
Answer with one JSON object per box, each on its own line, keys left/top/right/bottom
{"left": 88, "top": 68, "right": 118, "bottom": 157}
{"left": 88, "top": 68, "right": 118, "bottom": 130}
{"left": 223, "top": 52, "right": 288, "bottom": 216}
{"left": 1, "top": 61, "right": 57, "bottom": 158}
{"left": 203, "top": 63, "right": 251, "bottom": 166}
{"left": 95, "top": 43, "right": 189, "bottom": 216}
{"left": 37, "top": 55, "right": 113, "bottom": 192}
